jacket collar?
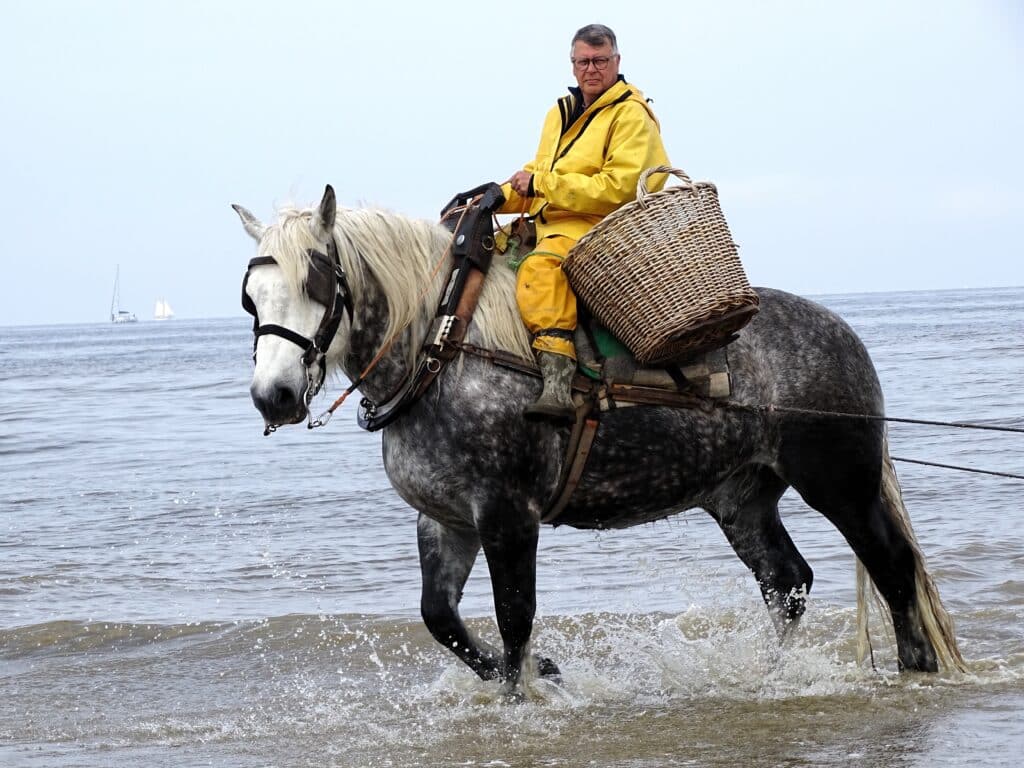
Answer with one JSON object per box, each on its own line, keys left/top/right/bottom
{"left": 567, "top": 74, "right": 628, "bottom": 113}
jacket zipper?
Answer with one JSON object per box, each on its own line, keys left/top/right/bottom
{"left": 551, "top": 89, "right": 633, "bottom": 170}
{"left": 540, "top": 88, "right": 634, "bottom": 225}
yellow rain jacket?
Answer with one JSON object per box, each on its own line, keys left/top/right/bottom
{"left": 499, "top": 77, "right": 669, "bottom": 240}
{"left": 499, "top": 77, "right": 669, "bottom": 358}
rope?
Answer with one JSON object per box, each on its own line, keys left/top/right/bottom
{"left": 745, "top": 403, "right": 1024, "bottom": 435}
{"left": 310, "top": 274, "right": 1024, "bottom": 479}
{"left": 890, "top": 456, "right": 1024, "bottom": 481}
{"left": 731, "top": 402, "right": 1024, "bottom": 481}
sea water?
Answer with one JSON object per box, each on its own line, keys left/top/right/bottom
{"left": 1, "top": 287, "right": 1022, "bottom": 767}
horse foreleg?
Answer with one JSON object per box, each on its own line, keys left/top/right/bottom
{"left": 417, "top": 514, "right": 503, "bottom": 680}
{"left": 710, "top": 466, "right": 813, "bottom": 638}
{"left": 477, "top": 510, "right": 559, "bottom": 693}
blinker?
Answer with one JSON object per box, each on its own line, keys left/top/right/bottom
{"left": 240, "top": 241, "right": 354, "bottom": 374}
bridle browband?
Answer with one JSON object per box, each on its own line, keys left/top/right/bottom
{"left": 241, "top": 234, "right": 354, "bottom": 415}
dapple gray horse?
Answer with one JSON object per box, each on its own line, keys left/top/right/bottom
{"left": 234, "top": 185, "right": 964, "bottom": 694}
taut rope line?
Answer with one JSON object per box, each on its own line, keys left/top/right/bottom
{"left": 887, "top": 457, "right": 1024, "bottom": 481}
{"left": 743, "top": 403, "right": 1024, "bottom": 435}
{"left": 729, "top": 402, "right": 1024, "bottom": 480}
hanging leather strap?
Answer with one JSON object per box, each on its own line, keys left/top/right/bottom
{"left": 541, "top": 407, "right": 600, "bottom": 524}
{"left": 358, "top": 190, "right": 503, "bottom": 431}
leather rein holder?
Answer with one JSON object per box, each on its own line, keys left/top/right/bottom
{"left": 357, "top": 186, "right": 503, "bottom": 432}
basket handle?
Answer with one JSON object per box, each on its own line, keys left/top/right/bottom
{"left": 637, "top": 165, "right": 693, "bottom": 207}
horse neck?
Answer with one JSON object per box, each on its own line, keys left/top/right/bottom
{"left": 335, "top": 238, "right": 439, "bottom": 404}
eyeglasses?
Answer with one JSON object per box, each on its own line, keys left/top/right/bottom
{"left": 571, "top": 55, "right": 615, "bottom": 72}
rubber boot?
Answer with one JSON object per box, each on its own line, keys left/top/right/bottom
{"left": 524, "top": 351, "right": 576, "bottom": 425}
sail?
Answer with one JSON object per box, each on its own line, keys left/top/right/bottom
{"left": 154, "top": 299, "right": 175, "bottom": 320}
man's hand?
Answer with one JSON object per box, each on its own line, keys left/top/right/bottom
{"left": 506, "top": 171, "right": 534, "bottom": 197}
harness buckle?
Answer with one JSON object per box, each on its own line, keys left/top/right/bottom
{"left": 305, "top": 362, "right": 325, "bottom": 404}
{"left": 307, "top": 409, "right": 332, "bottom": 430}
{"left": 431, "top": 314, "right": 458, "bottom": 353}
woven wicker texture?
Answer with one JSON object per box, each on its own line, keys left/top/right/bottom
{"left": 564, "top": 165, "right": 759, "bottom": 364}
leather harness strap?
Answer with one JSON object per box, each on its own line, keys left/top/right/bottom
{"left": 398, "top": 266, "right": 491, "bottom": 406}
{"left": 540, "top": 410, "right": 601, "bottom": 524}
{"left": 449, "top": 341, "right": 724, "bottom": 525}
{"left": 357, "top": 188, "right": 503, "bottom": 431}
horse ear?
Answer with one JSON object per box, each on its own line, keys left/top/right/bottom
{"left": 317, "top": 185, "right": 337, "bottom": 234}
{"left": 232, "top": 204, "right": 265, "bottom": 241}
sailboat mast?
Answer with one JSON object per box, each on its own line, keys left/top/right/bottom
{"left": 110, "top": 265, "right": 120, "bottom": 322}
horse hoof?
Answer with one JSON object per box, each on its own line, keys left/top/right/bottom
{"left": 537, "top": 656, "right": 562, "bottom": 681}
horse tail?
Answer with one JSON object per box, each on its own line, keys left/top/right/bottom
{"left": 855, "top": 430, "right": 967, "bottom": 672}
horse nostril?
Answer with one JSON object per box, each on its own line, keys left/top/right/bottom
{"left": 271, "top": 384, "right": 298, "bottom": 412}
{"left": 251, "top": 382, "right": 304, "bottom": 423}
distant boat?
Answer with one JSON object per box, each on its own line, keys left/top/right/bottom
{"left": 110, "top": 266, "right": 137, "bottom": 324}
{"left": 154, "top": 298, "right": 175, "bottom": 321}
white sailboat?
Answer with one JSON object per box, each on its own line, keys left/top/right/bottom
{"left": 154, "top": 298, "right": 175, "bottom": 321}
{"left": 110, "top": 266, "right": 138, "bottom": 324}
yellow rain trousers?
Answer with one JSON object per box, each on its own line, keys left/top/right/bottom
{"left": 515, "top": 236, "right": 577, "bottom": 358}
{"left": 499, "top": 77, "right": 669, "bottom": 360}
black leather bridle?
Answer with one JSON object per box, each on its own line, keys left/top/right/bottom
{"left": 241, "top": 235, "right": 354, "bottom": 404}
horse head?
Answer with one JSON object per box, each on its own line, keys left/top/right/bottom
{"left": 234, "top": 185, "right": 353, "bottom": 434}
{"left": 233, "top": 184, "right": 535, "bottom": 437}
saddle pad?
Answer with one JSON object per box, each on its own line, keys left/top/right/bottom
{"left": 577, "top": 324, "right": 732, "bottom": 399}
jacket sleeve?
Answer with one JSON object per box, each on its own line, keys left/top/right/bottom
{"left": 496, "top": 156, "right": 539, "bottom": 214}
{"left": 495, "top": 105, "right": 562, "bottom": 215}
{"left": 497, "top": 181, "right": 529, "bottom": 214}
{"left": 532, "top": 102, "right": 667, "bottom": 216}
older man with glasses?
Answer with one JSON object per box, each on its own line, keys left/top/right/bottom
{"left": 497, "top": 23, "right": 670, "bottom": 423}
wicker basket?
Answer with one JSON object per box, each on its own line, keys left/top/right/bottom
{"left": 564, "top": 165, "right": 759, "bottom": 364}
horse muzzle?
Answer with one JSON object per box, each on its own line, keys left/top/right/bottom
{"left": 250, "top": 380, "right": 308, "bottom": 433}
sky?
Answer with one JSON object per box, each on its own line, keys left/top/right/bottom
{"left": 1, "top": 0, "right": 1021, "bottom": 326}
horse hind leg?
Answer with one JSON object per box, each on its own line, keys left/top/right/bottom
{"left": 867, "top": 446, "right": 966, "bottom": 672}
{"left": 841, "top": 493, "right": 943, "bottom": 672}
{"left": 709, "top": 465, "right": 814, "bottom": 639}
{"left": 787, "top": 433, "right": 965, "bottom": 672}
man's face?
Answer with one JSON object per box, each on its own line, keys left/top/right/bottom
{"left": 571, "top": 40, "right": 620, "bottom": 105}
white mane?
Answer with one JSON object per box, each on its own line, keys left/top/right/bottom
{"left": 258, "top": 204, "right": 533, "bottom": 368}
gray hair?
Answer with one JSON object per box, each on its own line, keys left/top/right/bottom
{"left": 571, "top": 24, "right": 618, "bottom": 54}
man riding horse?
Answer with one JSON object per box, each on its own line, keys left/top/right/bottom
{"left": 495, "top": 23, "right": 670, "bottom": 423}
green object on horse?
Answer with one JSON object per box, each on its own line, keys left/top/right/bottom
{"left": 504, "top": 235, "right": 524, "bottom": 271}
{"left": 577, "top": 325, "right": 632, "bottom": 380}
